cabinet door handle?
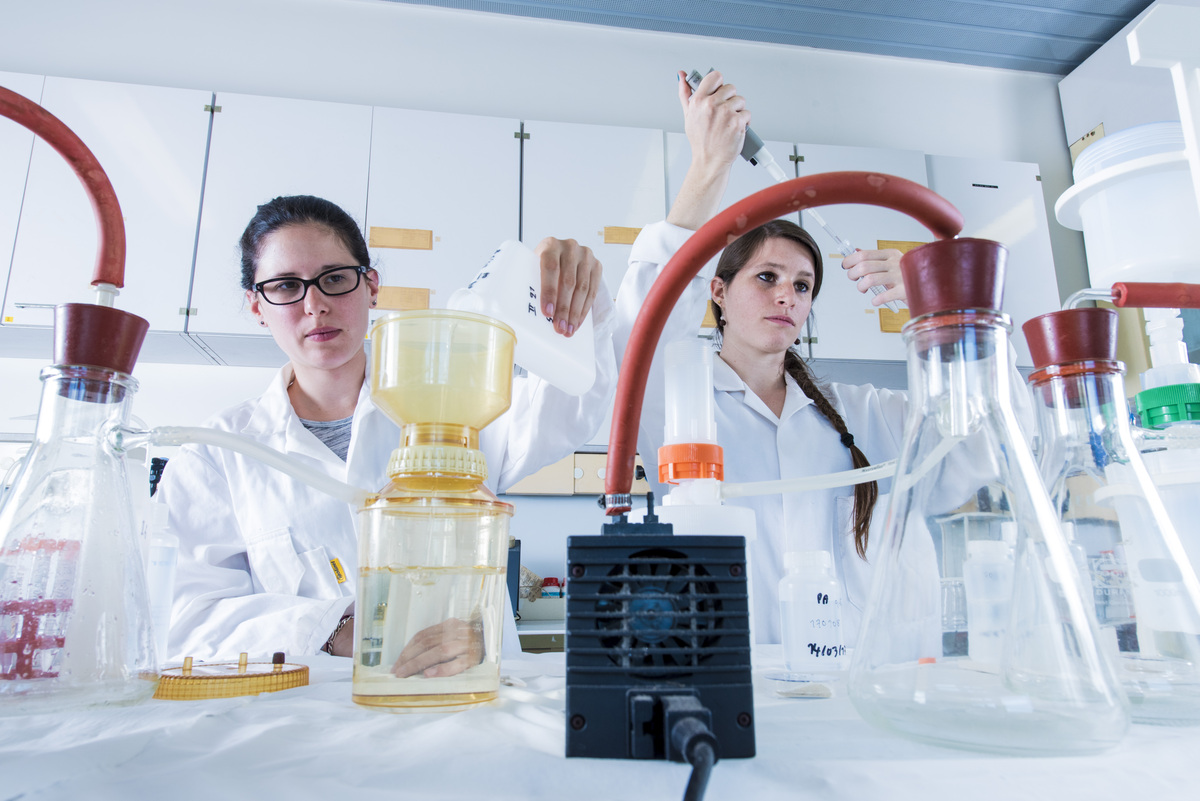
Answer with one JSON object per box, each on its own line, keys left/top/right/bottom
{"left": 13, "top": 302, "right": 56, "bottom": 309}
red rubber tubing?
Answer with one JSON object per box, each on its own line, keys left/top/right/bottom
{"left": 1112, "top": 282, "right": 1200, "bottom": 309}
{"left": 0, "top": 85, "right": 125, "bottom": 288}
{"left": 603, "top": 171, "right": 964, "bottom": 515}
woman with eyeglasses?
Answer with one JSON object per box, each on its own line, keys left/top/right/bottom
{"left": 159, "top": 195, "right": 617, "bottom": 669}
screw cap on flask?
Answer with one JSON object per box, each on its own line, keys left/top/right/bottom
{"left": 900, "top": 238, "right": 1007, "bottom": 318}
{"left": 1022, "top": 307, "right": 1118, "bottom": 369}
{"left": 53, "top": 303, "right": 149, "bottom": 374}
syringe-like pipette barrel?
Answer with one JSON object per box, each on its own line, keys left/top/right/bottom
{"left": 804, "top": 208, "right": 901, "bottom": 313}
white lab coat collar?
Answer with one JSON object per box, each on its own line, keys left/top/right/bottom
{"left": 712, "top": 351, "right": 814, "bottom": 425}
{"left": 241, "top": 362, "right": 374, "bottom": 473}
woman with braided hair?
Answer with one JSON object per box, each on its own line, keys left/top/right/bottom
{"left": 614, "top": 70, "right": 911, "bottom": 645}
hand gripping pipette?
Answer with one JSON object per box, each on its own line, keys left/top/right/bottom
{"left": 685, "top": 69, "right": 900, "bottom": 313}
{"left": 804, "top": 207, "right": 902, "bottom": 313}
{"left": 686, "top": 69, "right": 789, "bottom": 183}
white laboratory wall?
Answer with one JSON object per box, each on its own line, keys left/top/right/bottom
{"left": 0, "top": 0, "right": 1087, "bottom": 569}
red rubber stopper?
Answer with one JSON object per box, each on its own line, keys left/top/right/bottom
{"left": 901, "top": 238, "right": 1007, "bottom": 318}
{"left": 1022, "top": 307, "right": 1118, "bottom": 369}
{"left": 53, "top": 303, "right": 149, "bottom": 375}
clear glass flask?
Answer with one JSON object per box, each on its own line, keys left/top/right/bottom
{"left": 1025, "top": 307, "right": 1200, "bottom": 724}
{"left": 352, "top": 310, "right": 515, "bottom": 710}
{"left": 0, "top": 363, "right": 157, "bottom": 712}
{"left": 847, "top": 239, "right": 1129, "bottom": 755}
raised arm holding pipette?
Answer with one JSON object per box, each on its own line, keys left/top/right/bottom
{"left": 614, "top": 69, "right": 912, "bottom": 643}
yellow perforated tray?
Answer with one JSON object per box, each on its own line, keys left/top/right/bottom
{"left": 154, "top": 653, "right": 308, "bottom": 701}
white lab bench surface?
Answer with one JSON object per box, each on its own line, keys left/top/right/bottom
{"left": 2, "top": 646, "right": 1197, "bottom": 800}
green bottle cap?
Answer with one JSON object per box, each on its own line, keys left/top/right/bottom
{"left": 1135, "top": 383, "right": 1200, "bottom": 428}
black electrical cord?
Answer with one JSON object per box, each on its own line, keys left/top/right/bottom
{"left": 683, "top": 740, "right": 716, "bottom": 801}
{"left": 671, "top": 716, "right": 719, "bottom": 801}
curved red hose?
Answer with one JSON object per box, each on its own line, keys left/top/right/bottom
{"left": 0, "top": 85, "right": 125, "bottom": 288}
{"left": 1112, "top": 282, "right": 1200, "bottom": 309}
{"left": 604, "top": 171, "right": 964, "bottom": 514}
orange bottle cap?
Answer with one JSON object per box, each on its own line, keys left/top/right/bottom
{"left": 657, "top": 442, "right": 724, "bottom": 484}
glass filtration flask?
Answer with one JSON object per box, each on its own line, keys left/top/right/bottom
{"left": 847, "top": 239, "right": 1129, "bottom": 754}
{"left": 1, "top": 304, "right": 156, "bottom": 712}
{"left": 352, "top": 310, "right": 515, "bottom": 710}
{"left": 1024, "top": 307, "right": 1200, "bottom": 724}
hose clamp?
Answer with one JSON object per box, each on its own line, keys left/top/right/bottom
{"left": 599, "top": 493, "right": 632, "bottom": 511}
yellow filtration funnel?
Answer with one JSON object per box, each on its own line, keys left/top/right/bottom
{"left": 370, "top": 309, "right": 516, "bottom": 449}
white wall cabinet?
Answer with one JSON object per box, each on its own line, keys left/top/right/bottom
{"left": 188, "top": 92, "right": 373, "bottom": 366}
{"left": 3, "top": 76, "right": 212, "bottom": 362}
{"left": 521, "top": 119, "right": 665, "bottom": 298}
{"left": 925, "top": 155, "right": 1059, "bottom": 367}
{"left": 522, "top": 120, "right": 665, "bottom": 450}
{"left": 365, "top": 107, "right": 519, "bottom": 322}
{"left": 794, "top": 143, "right": 931, "bottom": 363}
{"left": 0, "top": 70, "right": 1060, "bottom": 375}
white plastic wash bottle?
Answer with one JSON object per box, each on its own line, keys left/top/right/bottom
{"left": 779, "top": 550, "right": 844, "bottom": 676}
{"left": 448, "top": 240, "right": 596, "bottom": 396}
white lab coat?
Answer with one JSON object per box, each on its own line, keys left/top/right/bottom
{"left": 615, "top": 221, "right": 1031, "bottom": 645}
{"left": 161, "top": 292, "right": 617, "bottom": 661}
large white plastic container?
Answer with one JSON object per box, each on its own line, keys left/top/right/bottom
{"left": 1055, "top": 122, "right": 1198, "bottom": 289}
{"left": 448, "top": 241, "right": 596, "bottom": 396}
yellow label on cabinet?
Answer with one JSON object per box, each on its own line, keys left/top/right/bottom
{"left": 330, "top": 558, "right": 347, "bottom": 584}
{"left": 369, "top": 227, "right": 434, "bottom": 250}
{"left": 603, "top": 226, "right": 641, "bottom": 245}
{"left": 879, "top": 306, "right": 910, "bottom": 333}
{"left": 1070, "top": 123, "right": 1105, "bottom": 165}
{"left": 376, "top": 286, "right": 430, "bottom": 311}
{"left": 700, "top": 302, "right": 717, "bottom": 329}
{"left": 3, "top": 316, "right": 11, "bottom": 323}
{"left": 877, "top": 240, "right": 926, "bottom": 254}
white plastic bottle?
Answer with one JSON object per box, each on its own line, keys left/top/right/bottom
{"left": 447, "top": 240, "right": 596, "bottom": 396}
{"left": 144, "top": 498, "right": 179, "bottom": 664}
{"left": 779, "top": 550, "right": 844, "bottom": 676}
{"left": 962, "top": 539, "right": 1014, "bottom": 665}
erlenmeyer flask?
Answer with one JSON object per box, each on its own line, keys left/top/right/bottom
{"left": 0, "top": 305, "right": 156, "bottom": 712}
{"left": 847, "top": 239, "right": 1129, "bottom": 755}
{"left": 1024, "top": 307, "right": 1200, "bottom": 724}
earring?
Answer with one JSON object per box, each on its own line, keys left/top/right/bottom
{"left": 794, "top": 338, "right": 801, "bottom": 346}
{"left": 260, "top": 321, "right": 267, "bottom": 327}
{"left": 371, "top": 300, "right": 377, "bottom": 307}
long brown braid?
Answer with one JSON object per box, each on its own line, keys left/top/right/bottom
{"left": 711, "top": 219, "right": 879, "bottom": 559}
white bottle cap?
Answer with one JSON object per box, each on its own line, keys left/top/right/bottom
{"left": 784, "top": 549, "right": 832, "bottom": 573}
{"left": 967, "top": 539, "right": 1010, "bottom": 561}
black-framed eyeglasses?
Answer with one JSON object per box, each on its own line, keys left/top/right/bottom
{"left": 253, "top": 265, "right": 370, "bottom": 306}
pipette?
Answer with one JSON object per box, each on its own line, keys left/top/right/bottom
{"left": 804, "top": 207, "right": 901, "bottom": 313}
{"left": 685, "top": 69, "right": 899, "bottom": 313}
{"left": 686, "top": 70, "right": 789, "bottom": 183}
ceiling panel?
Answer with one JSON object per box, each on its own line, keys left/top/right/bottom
{"left": 385, "top": 0, "right": 1154, "bottom": 74}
